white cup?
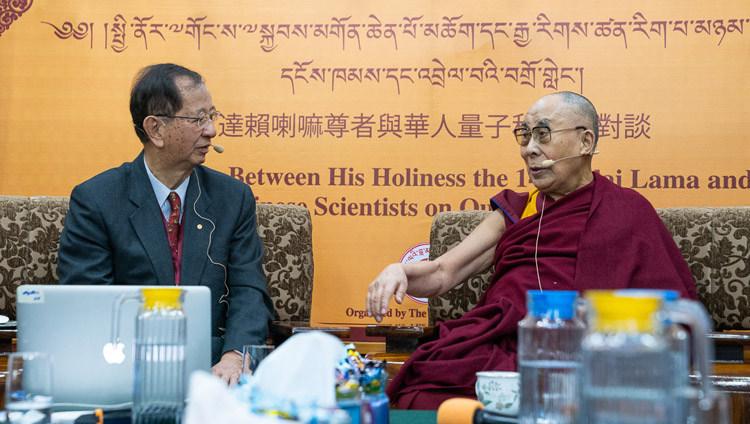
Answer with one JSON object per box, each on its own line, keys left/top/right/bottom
{"left": 475, "top": 371, "right": 520, "bottom": 416}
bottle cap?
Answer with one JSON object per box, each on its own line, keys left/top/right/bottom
{"left": 527, "top": 290, "right": 578, "bottom": 320}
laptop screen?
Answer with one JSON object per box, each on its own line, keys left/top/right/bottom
{"left": 16, "top": 285, "right": 211, "bottom": 410}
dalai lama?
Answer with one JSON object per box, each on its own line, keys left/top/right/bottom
{"left": 365, "top": 91, "right": 698, "bottom": 409}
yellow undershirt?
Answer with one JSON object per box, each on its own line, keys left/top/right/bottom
{"left": 521, "top": 189, "right": 541, "bottom": 219}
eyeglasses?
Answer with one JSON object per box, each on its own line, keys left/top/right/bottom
{"left": 154, "top": 110, "right": 224, "bottom": 129}
{"left": 513, "top": 126, "right": 586, "bottom": 146}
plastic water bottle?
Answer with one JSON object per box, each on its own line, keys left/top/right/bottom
{"left": 518, "top": 290, "right": 585, "bottom": 424}
{"left": 132, "top": 288, "right": 187, "bottom": 424}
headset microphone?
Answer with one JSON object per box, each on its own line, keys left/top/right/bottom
{"left": 540, "top": 151, "right": 599, "bottom": 169}
{"left": 212, "top": 144, "right": 225, "bottom": 153}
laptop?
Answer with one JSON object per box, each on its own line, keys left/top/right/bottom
{"left": 16, "top": 285, "right": 211, "bottom": 410}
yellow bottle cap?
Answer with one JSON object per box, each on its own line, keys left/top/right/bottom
{"left": 586, "top": 290, "right": 661, "bottom": 333}
{"left": 142, "top": 288, "right": 183, "bottom": 310}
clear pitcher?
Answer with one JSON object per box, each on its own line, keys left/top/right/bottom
{"left": 106, "top": 288, "right": 187, "bottom": 424}
{"left": 580, "top": 290, "right": 721, "bottom": 424}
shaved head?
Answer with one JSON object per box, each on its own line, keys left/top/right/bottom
{"left": 551, "top": 92, "right": 599, "bottom": 148}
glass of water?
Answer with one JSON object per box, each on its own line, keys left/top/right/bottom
{"left": 241, "top": 345, "right": 274, "bottom": 375}
{"left": 5, "top": 352, "right": 53, "bottom": 424}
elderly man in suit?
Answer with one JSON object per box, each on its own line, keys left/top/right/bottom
{"left": 58, "top": 63, "right": 273, "bottom": 385}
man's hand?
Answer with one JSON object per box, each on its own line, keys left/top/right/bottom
{"left": 211, "top": 350, "right": 243, "bottom": 386}
{"left": 366, "top": 263, "right": 408, "bottom": 322}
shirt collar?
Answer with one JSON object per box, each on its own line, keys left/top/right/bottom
{"left": 144, "top": 156, "right": 190, "bottom": 221}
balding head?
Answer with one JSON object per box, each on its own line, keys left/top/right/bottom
{"left": 548, "top": 92, "right": 599, "bottom": 149}
{"left": 519, "top": 92, "right": 597, "bottom": 200}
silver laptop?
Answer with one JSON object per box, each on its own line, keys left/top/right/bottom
{"left": 16, "top": 285, "right": 211, "bottom": 410}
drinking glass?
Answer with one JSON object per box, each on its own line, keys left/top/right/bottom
{"left": 5, "top": 352, "right": 53, "bottom": 424}
{"left": 241, "top": 345, "right": 274, "bottom": 375}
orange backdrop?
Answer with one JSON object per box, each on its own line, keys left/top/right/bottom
{"left": 1, "top": 0, "right": 748, "bottom": 327}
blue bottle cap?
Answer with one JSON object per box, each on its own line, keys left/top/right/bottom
{"left": 527, "top": 290, "right": 578, "bottom": 319}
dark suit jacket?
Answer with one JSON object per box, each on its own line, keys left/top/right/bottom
{"left": 58, "top": 151, "right": 274, "bottom": 364}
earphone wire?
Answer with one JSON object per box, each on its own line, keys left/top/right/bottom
{"left": 192, "top": 169, "right": 230, "bottom": 309}
{"left": 534, "top": 193, "right": 546, "bottom": 293}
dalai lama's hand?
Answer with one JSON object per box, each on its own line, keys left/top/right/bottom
{"left": 212, "top": 350, "right": 243, "bottom": 386}
{"left": 367, "top": 263, "right": 409, "bottom": 322}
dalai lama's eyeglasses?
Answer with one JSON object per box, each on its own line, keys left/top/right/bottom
{"left": 154, "top": 110, "right": 224, "bottom": 130}
{"left": 513, "top": 126, "right": 586, "bottom": 146}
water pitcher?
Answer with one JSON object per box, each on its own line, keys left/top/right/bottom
{"left": 580, "top": 290, "right": 718, "bottom": 424}
{"left": 107, "top": 288, "right": 187, "bottom": 424}
{"left": 518, "top": 290, "right": 585, "bottom": 424}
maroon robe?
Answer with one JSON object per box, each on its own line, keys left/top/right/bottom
{"left": 387, "top": 172, "right": 697, "bottom": 410}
